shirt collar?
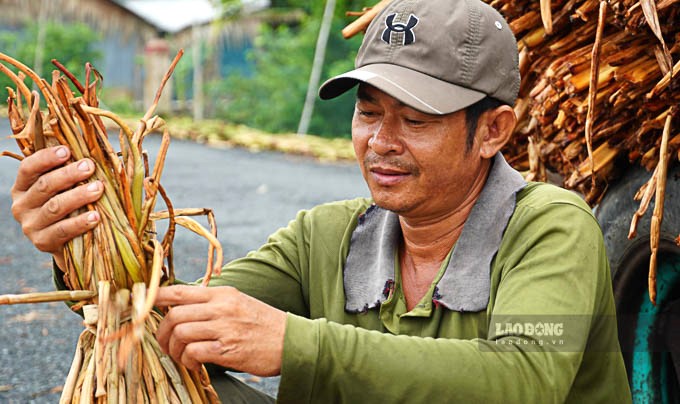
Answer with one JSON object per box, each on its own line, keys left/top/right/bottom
{"left": 343, "top": 153, "right": 527, "bottom": 313}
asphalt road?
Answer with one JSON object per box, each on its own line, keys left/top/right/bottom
{"left": 0, "top": 118, "right": 369, "bottom": 402}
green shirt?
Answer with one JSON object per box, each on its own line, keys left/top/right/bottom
{"left": 209, "top": 182, "right": 632, "bottom": 403}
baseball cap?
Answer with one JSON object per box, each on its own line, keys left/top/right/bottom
{"left": 318, "top": 0, "right": 520, "bottom": 115}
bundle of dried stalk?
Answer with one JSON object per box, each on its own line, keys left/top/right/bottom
{"left": 498, "top": 0, "right": 679, "bottom": 205}
{"left": 0, "top": 51, "right": 222, "bottom": 403}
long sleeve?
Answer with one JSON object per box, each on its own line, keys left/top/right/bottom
{"left": 206, "top": 198, "right": 371, "bottom": 318}
{"left": 206, "top": 209, "right": 311, "bottom": 317}
{"left": 280, "top": 315, "right": 580, "bottom": 403}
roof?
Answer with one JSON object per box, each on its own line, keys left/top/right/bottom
{"left": 0, "top": 0, "right": 159, "bottom": 39}
{"left": 117, "top": 0, "right": 269, "bottom": 34}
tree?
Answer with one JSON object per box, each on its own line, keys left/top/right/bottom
{"left": 0, "top": 22, "right": 102, "bottom": 100}
{"left": 211, "top": 0, "right": 371, "bottom": 138}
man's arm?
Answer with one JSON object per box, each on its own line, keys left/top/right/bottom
{"left": 154, "top": 206, "right": 322, "bottom": 376}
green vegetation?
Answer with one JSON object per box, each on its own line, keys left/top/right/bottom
{"left": 0, "top": 22, "right": 102, "bottom": 95}
{"left": 212, "top": 0, "right": 371, "bottom": 138}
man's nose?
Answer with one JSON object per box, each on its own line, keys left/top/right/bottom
{"left": 369, "top": 120, "right": 404, "bottom": 155}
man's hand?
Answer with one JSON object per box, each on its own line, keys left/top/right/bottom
{"left": 10, "top": 146, "right": 103, "bottom": 269}
{"left": 155, "top": 285, "right": 287, "bottom": 377}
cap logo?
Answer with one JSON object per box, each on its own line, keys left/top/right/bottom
{"left": 381, "top": 13, "right": 419, "bottom": 45}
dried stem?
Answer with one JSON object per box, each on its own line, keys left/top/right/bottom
{"left": 0, "top": 290, "right": 96, "bottom": 305}
{"left": 584, "top": 1, "right": 607, "bottom": 191}
{"left": 628, "top": 165, "right": 658, "bottom": 239}
{"left": 142, "top": 50, "right": 185, "bottom": 122}
{"left": 648, "top": 113, "right": 673, "bottom": 305}
{"left": 540, "top": 0, "right": 553, "bottom": 34}
{"left": 341, "top": 0, "right": 393, "bottom": 39}
{"left": 51, "top": 58, "right": 85, "bottom": 94}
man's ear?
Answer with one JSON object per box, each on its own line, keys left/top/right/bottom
{"left": 477, "top": 105, "right": 517, "bottom": 159}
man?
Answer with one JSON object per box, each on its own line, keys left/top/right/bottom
{"left": 10, "top": 0, "right": 631, "bottom": 402}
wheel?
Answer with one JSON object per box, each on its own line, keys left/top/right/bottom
{"left": 595, "top": 164, "right": 680, "bottom": 403}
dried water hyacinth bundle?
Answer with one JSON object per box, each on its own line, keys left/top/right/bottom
{"left": 492, "top": 0, "right": 679, "bottom": 203}
{"left": 0, "top": 51, "right": 222, "bottom": 403}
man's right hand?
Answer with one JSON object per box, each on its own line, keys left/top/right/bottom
{"left": 10, "top": 146, "right": 104, "bottom": 270}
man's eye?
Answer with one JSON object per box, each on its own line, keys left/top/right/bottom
{"left": 359, "top": 110, "right": 377, "bottom": 117}
{"left": 405, "top": 118, "right": 425, "bottom": 125}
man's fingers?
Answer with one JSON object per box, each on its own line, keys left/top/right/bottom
{"left": 31, "top": 210, "right": 100, "bottom": 253}
{"left": 11, "top": 146, "right": 71, "bottom": 193}
{"left": 23, "top": 159, "right": 96, "bottom": 204}
{"left": 167, "top": 321, "right": 222, "bottom": 362}
{"left": 154, "top": 286, "right": 238, "bottom": 352}
{"left": 11, "top": 158, "right": 97, "bottom": 224}
{"left": 181, "top": 341, "right": 225, "bottom": 372}
{"left": 8, "top": 146, "right": 102, "bottom": 257}
{"left": 16, "top": 179, "right": 103, "bottom": 255}
{"left": 30, "top": 180, "right": 103, "bottom": 230}
{"left": 167, "top": 329, "right": 188, "bottom": 365}
{"left": 155, "top": 303, "right": 216, "bottom": 353}
{"left": 155, "top": 285, "right": 218, "bottom": 307}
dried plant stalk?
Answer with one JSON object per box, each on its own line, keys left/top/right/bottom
{"left": 584, "top": 0, "right": 607, "bottom": 190}
{"left": 342, "top": 0, "right": 393, "bottom": 38}
{"left": 628, "top": 165, "right": 658, "bottom": 239}
{"left": 648, "top": 114, "right": 673, "bottom": 304}
{"left": 539, "top": 0, "right": 553, "bottom": 34}
{"left": 0, "top": 290, "right": 96, "bottom": 304}
{"left": 0, "top": 51, "right": 221, "bottom": 402}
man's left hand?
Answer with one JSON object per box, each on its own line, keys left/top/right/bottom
{"left": 154, "top": 285, "right": 287, "bottom": 376}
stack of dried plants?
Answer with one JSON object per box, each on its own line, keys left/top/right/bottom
{"left": 489, "top": 0, "right": 678, "bottom": 305}
{"left": 498, "top": 0, "right": 678, "bottom": 202}
{"left": 0, "top": 51, "right": 222, "bottom": 403}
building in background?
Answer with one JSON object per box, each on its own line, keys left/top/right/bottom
{"left": 0, "top": 0, "right": 271, "bottom": 117}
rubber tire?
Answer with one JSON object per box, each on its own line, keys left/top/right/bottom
{"left": 595, "top": 163, "right": 680, "bottom": 402}
{"left": 596, "top": 164, "right": 680, "bottom": 280}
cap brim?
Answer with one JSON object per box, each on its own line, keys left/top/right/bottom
{"left": 318, "top": 63, "right": 486, "bottom": 115}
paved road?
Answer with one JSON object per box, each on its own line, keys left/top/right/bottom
{"left": 0, "top": 118, "right": 368, "bottom": 402}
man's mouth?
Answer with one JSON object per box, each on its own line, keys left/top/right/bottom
{"left": 368, "top": 165, "right": 411, "bottom": 186}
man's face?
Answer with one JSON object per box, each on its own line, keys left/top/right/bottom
{"left": 351, "top": 84, "right": 488, "bottom": 219}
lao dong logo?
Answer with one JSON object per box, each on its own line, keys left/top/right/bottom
{"left": 495, "top": 321, "right": 564, "bottom": 337}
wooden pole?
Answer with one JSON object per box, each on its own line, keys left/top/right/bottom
{"left": 297, "top": 0, "right": 337, "bottom": 135}
{"left": 192, "top": 24, "right": 205, "bottom": 121}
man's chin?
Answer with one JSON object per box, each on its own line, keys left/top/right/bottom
{"left": 371, "top": 199, "right": 411, "bottom": 214}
